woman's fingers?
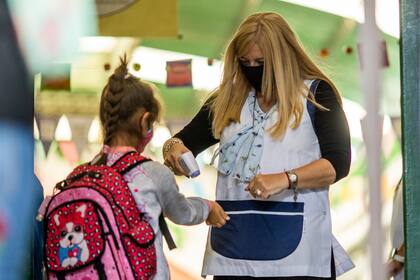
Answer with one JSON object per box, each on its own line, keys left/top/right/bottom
{"left": 163, "top": 142, "right": 191, "bottom": 177}
{"left": 171, "top": 154, "right": 187, "bottom": 176}
{"left": 245, "top": 175, "right": 272, "bottom": 199}
{"left": 165, "top": 153, "right": 188, "bottom": 176}
{"left": 248, "top": 180, "right": 261, "bottom": 198}
{"left": 245, "top": 179, "right": 255, "bottom": 194}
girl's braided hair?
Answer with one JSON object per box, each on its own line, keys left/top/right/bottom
{"left": 95, "top": 55, "right": 161, "bottom": 164}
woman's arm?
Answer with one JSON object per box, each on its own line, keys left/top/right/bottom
{"left": 163, "top": 101, "right": 220, "bottom": 175}
{"left": 313, "top": 80, "right": 351, "bottom": 182}
{"left": 294, "top": 80, "right": 351, "bottom": 188}
{"left": 173, "top": 102, "right": 219, "bottom": 156}
{"left": 247, "top": 80, "right": 351, "bottom": 198}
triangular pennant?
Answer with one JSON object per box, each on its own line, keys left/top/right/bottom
{"left": 38, "top": 116, "right": 60, "bottom": 143}
{"left": 58, "top": 141, "right": 79, "bottom": 165}
{"left": 390, "top": 116, "right": 401, "bottom": 142}
{"left": 34, "top": 140, "right": 47, "bottom": 160}
{"left": 67, "top": 115, "right": 91, "bottom": 156}
{"left": 41, "top": 139, "right": 53, "bottom": 157}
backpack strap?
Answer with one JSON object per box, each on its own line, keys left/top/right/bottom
{"left": 306, "top": 79, "right": 322, "bottom": 130}
{"left": 110, "top": 151, "right": 151, "bottom": 175}
{"left": 159, "top": 214, "right": 177, "bottom": 250}
{"left": 111, "top": 151, "right": 178, "bottom": 250}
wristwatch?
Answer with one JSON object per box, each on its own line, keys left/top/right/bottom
{"left": 286, "top": 171, "right": 298, "bottom": 189}
{"left": 391, "top": 248, "right": 405, "bottom": 263}
{"left": 286, "top": 171, "right": 298, "bottom": 201}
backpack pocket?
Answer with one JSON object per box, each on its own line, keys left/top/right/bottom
{"left": 45, "top": 201, "right": 105, "bottom": 272}
{"left": 210, "top": 200, "right": 304, "bottom": 261}
{"left": 123, "top": 220, "right": 155, "bottom": 247}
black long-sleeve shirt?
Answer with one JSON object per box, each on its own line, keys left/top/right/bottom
{"left": 175, "top": 80, "right": 351, "bottom": 182}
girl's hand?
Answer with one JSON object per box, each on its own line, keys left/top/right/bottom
{"left": 206, "top": 201, "right": 230, "bottom": 228}
{"left": 163, "top": 138, "right": 190, "bottom": 176}
{"left": 245, "top": 173, "right": 288, "bottom": 199}
{"left": 387, "top": 259, "right": 404, "bottom": 278}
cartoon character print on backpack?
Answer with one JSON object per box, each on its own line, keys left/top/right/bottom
{"left": 54, "top": 204, "right": 90, "bottom": 267}
{"left": 46, "top": 201, "right": 105, "bottom": 272}
{"left": 43, "top": 153, "right": 157, "bottom": 278}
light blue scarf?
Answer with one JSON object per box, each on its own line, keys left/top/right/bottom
{"left": 211, "top": 92, "right": 276, "bottom": 182}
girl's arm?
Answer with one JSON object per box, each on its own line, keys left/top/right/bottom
{"left": 145, "top": 162, "right": 228, "bottom": 226}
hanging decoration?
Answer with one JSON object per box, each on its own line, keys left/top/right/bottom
{"left": 132, "top": 63, "right": 141, "bottom": 72}
{"left": 381, "top": 41, "right": 390, "bottom": 67}
{"left": 41, "top": 63, "right": 71, "bottom": 91}
{"left": 55, "top": 115, "right": 72, "bottom": 141}
{"left": 319, "top": 48, "right": 329, "bottom": 58}
{"left": 58, "top": 141, "right": 79, "bottom": 165}
{"left": 390, "top": 116, "right": 401, "bottom": 141}
{"left": 34, "top": 118, "right": 40, "bottom": 141}
{"left": 357, "top": 41, "right": 390, "bottom": 69}
{"left": 34, "top": 117, "right": 48, "bottom": 160}
{"left": 88, "top": 117, "right": 101, "bottom": 144}
{"left": 38, "top": 116, "right": 60, "bottom": 156}
{"left": 67, "top": 115, "right": 91, "bottom": 159}
{"left": 344, "top": 46, "right": 353, "bottom": 54}
{"left": 55, "top": 115, "right": 79, "bottom": 165}
{"left": 166, "top": 59, "right": 193, "bottom": 88}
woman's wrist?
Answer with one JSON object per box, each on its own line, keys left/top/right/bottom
{"left": 271, "top": 172, "right": 295, "bottom": 198}
{"left": 163, "top": 137, "right": 184, "bottom": 158}
{"left": 275, "top": 172, "right": 290, "bottom": 194}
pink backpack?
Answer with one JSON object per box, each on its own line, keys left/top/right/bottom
{"left": 39, "top": 152, "right": 157, "bottom": 280}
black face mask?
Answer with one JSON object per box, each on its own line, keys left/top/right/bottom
{"left": 240, "top": 64, "right": 264, "bottom": 93}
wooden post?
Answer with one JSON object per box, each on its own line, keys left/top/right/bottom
{"left": 400, "top": 0, "right": 420, "bottom": 278}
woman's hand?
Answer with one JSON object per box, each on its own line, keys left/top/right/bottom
{"left": 163, "top": 138, "right": 190, "bottom": 176}
{"left": 246, "top": 173, "right": 288, "bottom": 199}
{"left": 206, "top": 201, "right": 230, "bottom": 228}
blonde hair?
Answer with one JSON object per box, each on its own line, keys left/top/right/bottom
{"left": 209, "top": 12, "right": 341, "bottom": 139}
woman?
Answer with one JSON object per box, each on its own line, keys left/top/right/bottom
{"left": 163, "top": 12, "right": 353, "bottom": 279}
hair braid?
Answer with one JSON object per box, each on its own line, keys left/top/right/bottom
{"left": 95, "top": 54, "right": 162, "bottom": 165}
{"left": 101, "top": 56, "right": 128, "bottom": 145}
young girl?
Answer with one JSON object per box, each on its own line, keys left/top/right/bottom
{"left": 94, "top": 56, "right": 229, "bottom": 279}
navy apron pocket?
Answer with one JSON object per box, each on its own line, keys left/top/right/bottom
{"left": 211, "top": 200, "right": 304, "bottom": 261}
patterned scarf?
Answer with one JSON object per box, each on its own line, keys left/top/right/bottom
{"left": 211, "top": 92, "right": 276, "bottom": 182}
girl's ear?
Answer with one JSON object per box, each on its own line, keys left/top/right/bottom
{"left": 139, "top": 112, "right": 151, "bottom": 138}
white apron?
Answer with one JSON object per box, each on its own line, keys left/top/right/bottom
{"left": 201, "top": 80, "right": 354, "bottom": 278}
